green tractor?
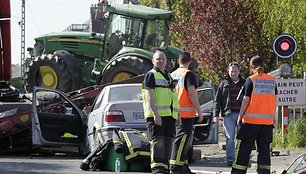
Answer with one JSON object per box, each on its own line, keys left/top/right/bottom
{"left": 24, "top": 4, "right": 181, "bottom": 92}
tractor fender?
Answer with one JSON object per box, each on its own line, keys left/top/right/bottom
{"left": 101, "top": 53, "right": 151, "bottom": 75}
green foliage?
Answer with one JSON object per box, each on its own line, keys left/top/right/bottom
{"left": 272, "top": 119, "right": 306, "bottom": 149}
{"left": 139, "top": 0, "right": 306, "bottom": 83}
{"left": 139, "top": 0, "right": 190, "bottom": 48}
{"left": 272, "top": 129, "right": 287, "bottom": 149}
{"left": 287, "top": 119, "right": 306, "bottom": 148}
{"left": 249, "top": 0, "right": 306, "bottom": 78}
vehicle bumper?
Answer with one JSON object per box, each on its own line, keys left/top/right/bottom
{"left": 96, "top": 126, "right": 147, "bottom": 143}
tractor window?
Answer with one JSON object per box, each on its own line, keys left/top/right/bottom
{"left": 144, "top": 20, "right": 169, "bottom": 50}
{"left": 104, "top": 14, "right": 144, "bottom": 60}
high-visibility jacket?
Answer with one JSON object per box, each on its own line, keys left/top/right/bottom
{"left": 142, "top": 69, "right": 179, "bottom": 119}
{"left": 242, "top": 73, "right": 276, "bottom": 125}
{"left": 171, "top": 67, "right": 196, "bottom": 118}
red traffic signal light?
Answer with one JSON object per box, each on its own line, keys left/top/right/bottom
{"left": 273, "top": 34, "right": 297, "bottom": 58}
{"left": 280, "top": 40, "right": 290, "bottom": 51}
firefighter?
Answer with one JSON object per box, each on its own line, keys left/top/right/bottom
{"left": 169, "top": 51, "right": 203, "bottom": 174}
{"left": 231, "top": 55, "right": 277, "bottom": 174}
{"left": 142, "top": 50, "right": 180, "bottom": 174}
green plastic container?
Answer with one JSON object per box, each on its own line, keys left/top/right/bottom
{"left": 105, "top": 147, "right": 127, "bottom": 172}
{"left": 128, "top": 162, "right": 145, "bottom": 172}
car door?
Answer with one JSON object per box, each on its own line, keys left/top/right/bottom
{"left": 32, "top": 87, "right": 88, "bottom": 153}
{"left": 193, "top": 86, "right": 218, "bottom": 144}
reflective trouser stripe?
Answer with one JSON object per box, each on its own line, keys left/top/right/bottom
{"left": 82, "top": 159, "right": 89, "bottom": 164}
{"left": 232, "top": 140, "right": 248, "bottom": 171}
{"left": 151, "top": 162, "right": 169, "bottom": 169}
{"left": 150, "top": 140, "right": 156, "bottom": 166}
{"left": 232, "top": 163, "right": 248, "bottom": 171}
{"left": 151, "top": 138, "right": 167, "bottom": 169}
{"left": 113, "top": 140, "right": 123, "bottom": 145}
{"left": 169, "top": 134, "right": 187, "bottom": 166}
{"left": 122, "top": 132, "right": 134, "bottom": 160}
{"left": 170, "top": 119, "right": 194, "bottom": 167}
{"left": 169, "top": 159, "right": 184, "bottom": 166}
{"left": 121, "top": 131, "right": 151, "bottom": 161}
{"left": 258, "top": 164, "right": 271, "bottom": 170}
{"left": 150, "top": 139, "right": 169, "bottom": 169}
{"left": 126, "top": 151, "right": 151, "bottom": 160}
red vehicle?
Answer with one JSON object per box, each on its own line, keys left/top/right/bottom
{"left": 0, "top": 0, "right": 19, "bottom": 102}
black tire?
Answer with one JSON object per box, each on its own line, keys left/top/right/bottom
{"left": 101, "top": 55, "right": 152, "bottom": 84}
{"left": 24, "top": 53, "right": 80, "bottom": 93}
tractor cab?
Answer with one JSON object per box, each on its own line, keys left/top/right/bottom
{"left": 102, "top": 4, "right": 171, "bottom": 61}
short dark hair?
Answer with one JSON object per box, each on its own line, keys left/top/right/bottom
{"left": 250, "top": 55, "right": 264, "bottom": 73}
{"left": 250, "top": 55, "right": 263, "bottom": 67}
{"left": 179, "top": 51, "right": 191, "bottom": 64}
{"left": 228, "top": 62, "right": 240, "bottom": 70}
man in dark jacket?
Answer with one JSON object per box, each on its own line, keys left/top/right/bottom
{"left": 214, "top": 62, "right": 245, "bottom": 166}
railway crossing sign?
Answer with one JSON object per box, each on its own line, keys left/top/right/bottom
{"left": 273, "top": 34, "right": 297, "bottom": 59}
{"left": 276, "top": 79, "right": 306, "bottom": 106}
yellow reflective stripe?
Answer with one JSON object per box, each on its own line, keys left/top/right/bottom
{"left": 126, "top": 151, "right": 151, "bottom": 160}
{"left": 121, "top": 131, "right": 135, "bottom": 160}
{"left": 82, "top": 159, "right": 89, "bottom": 164}
{"left": 150, "top": 139, "right": 168, "bottom": 169}
{"left": 232, "top": 139, "right": 248, "bottom": 171}
{"left": 113, "top": 140, "right": 123, "bottom": 145}
{"left": 177, "top": 134, "right": 187, "bottom": 162}
{"left": 121, "top": 132, "right": 151, "bottom": 160}
{"left": 151, "top": 162, "right": 168, "bottom": 169}
{"left": 232, "top": 163, "right": 247, "bottom": 170}
{"left": 151, "top": 141, "right": 156, "bottom": 164}
{"left": 139, "top": 151, "right": 151, "bottom": 156}
{"left": 169, "top": 159, "right": 184, "bottom": 166}
{"left": 170, "top": 134, "right": 187, "bottom": 166}
{"left": 258, "top": 164, "right": 271, "bottom": 170}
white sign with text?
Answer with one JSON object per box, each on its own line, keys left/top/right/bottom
{"left": 276, "top": 79, "right": 306, "bottom": 106}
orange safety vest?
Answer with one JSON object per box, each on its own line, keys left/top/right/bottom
{"left": 242, "top": 73, "right": 276, "bottom": 125}
{"left": 171, "top": 67, "right": 196, "bottom": 118}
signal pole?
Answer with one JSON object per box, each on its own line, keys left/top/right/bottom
{"left": 20, "top": 0, "right": 25, "bottom": 77}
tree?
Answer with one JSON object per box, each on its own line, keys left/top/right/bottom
{"left": 258, "top": 0, "right": 306, "bottom": 78}
{"left": 141, "top": 1, "right": 306, "bottom": 83}
{"left": 173, "top": 0, "right": 275, "bottom": 83}
{"left": 141, "top": 0, "right": 272, "bottom": 83}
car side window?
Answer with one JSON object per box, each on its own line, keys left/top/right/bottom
{"left": 92, "top": 90, "right": 106, "bottom": 111}
{"left": 197, "top": 88, "right": 214, "bottom": 105}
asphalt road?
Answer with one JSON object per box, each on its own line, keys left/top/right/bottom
{"left": 0, "top": 147, "right": 304, "bottom": 174}
{"left": 0, "top": 132, "right": 305, "bottom": 174}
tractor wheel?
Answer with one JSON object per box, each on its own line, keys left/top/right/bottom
{"left": 24, "top": 53, "right": 81, "bottom": 93}
{"left": 101, "top": 56, "right": 152, "bottom": 84}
